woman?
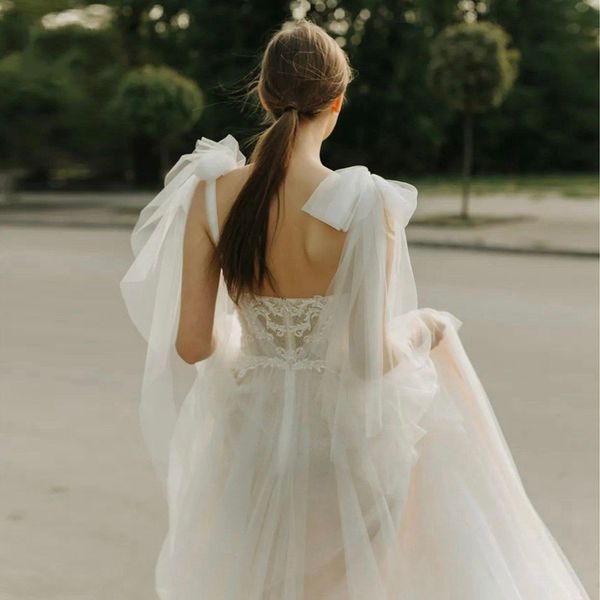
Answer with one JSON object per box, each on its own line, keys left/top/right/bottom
{"left": 121, "top": 20, "right": 590, "bottom": 600}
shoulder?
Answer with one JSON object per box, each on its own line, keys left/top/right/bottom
{"left": 215, "top": 163, "right": 253, "bottom": 220}
{"left": 186, "top": 165, "right": 251, "bottom": 241}
{"left": 304, "top": 166, "right": 418, "bottom": 230}
{"left": 216, "top": 163, "right": 253, "bottom": 197}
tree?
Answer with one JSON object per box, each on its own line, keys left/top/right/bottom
{"left": 304, "top": 0, "right": 461, "bottom": 174}
{"left": 28, "top": 24, "right": 127, "bottom": 178}
{"left": 428, "top": 22, "right": 519, "bottom": 217}
{"left": 101, "top": 0, "right": 291, "bottom": 148}
{"left": 1, "top": 1, "right": 596, "bottom": 186}
{"left": 483, "top": 0, "right": 598, "bottom": 172}
{"left": 0, "top": 20, "right": 128, "bottom": 197}
{"left": 0, "top": 52, "right": 79, "bottom": 201}
{"left": 113, "top": 65, "right": 204, "bottom": 182}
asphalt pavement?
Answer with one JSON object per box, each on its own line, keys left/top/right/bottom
{"left": 0, "top": 225, "right": 597, "bottom": 600}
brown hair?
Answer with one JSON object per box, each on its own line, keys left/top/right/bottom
{"left": 215, "top": 19, "right": 354, "bottom": 303}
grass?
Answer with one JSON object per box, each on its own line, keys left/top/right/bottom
{"left": 409, "top": 173, "right": 598, "bottom": 199}
{"left": 410, "top": 214, "right": 531, "bottom": 228}
{"left": 16, "top": 171, "right": 598, "bottom": 198}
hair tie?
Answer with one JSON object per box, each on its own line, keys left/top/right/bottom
{"left": 283, "top": 105, "right": 297, "bottom": 112}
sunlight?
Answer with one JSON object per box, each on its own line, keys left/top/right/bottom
{"left": 41, "top": 4, "right": 112, "bottom": 30}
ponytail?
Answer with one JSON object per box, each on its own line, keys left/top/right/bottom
{"left": 214, "top": 20, "right": 353, "bottom": 303}
{"left": 215, "top": 108, "right": 299, "bottom": 303}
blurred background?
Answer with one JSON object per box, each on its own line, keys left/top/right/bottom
{"left": 0, "top": 1, "right": 598, "bottom": 599}
{"left": 0, "top": 0, "right": 598, "bottom": 188}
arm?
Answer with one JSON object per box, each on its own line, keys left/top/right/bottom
{"left": 175, "top": 180, "right": 220, "bottom": 364}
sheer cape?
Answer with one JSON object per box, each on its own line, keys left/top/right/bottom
{"left": 120, "top": 136, "right": 589, "bottom": 599}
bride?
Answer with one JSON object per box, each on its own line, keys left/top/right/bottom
{"left": 121, "top": 19, "right": 590, "bottom": 600}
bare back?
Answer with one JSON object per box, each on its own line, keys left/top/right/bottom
{"left": 214, "top": 163, "right": 347, "bottom": 298}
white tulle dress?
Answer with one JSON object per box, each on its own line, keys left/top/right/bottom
{"left": 121, "top": 135, "right": 590, "bottom": 599}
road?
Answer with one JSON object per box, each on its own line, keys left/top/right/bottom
{"left": 0, "top": 225, "right": 597, "bottom": 600}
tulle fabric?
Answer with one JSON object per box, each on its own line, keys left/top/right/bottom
{"left": 120, "top": 135, "right": 244, "bottom": 482}
{"left": 121, "top": 135, "right": 590, "bottom": 599}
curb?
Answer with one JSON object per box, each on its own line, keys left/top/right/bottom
{"left": 408, "top": 239, "right": 598, "bottom": 259}
{"left": 0, "top": 219, "right": 135, "bottom": 231}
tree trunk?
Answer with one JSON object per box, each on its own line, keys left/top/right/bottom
{"left": 461, "top": 111, "right": 474, "bottom": 219}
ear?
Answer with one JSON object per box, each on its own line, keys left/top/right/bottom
{"left": 331, "top": 94, "right": 344, "bottom": 114}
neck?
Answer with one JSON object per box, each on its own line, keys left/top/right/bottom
{"left": 288, "top": 116, "right": 329, "bottom": 168}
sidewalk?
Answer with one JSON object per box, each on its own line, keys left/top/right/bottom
{"left": 0, "top": 190, "right": 598, "bottom": 256}
{"left": 0, "top": 191, "right": 150, "bottom": 230}
{"left": 409, "top": 192, "right": 598, "bottom": 257}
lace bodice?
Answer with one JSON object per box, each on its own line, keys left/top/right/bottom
{"left": 234, "top": 294, "right": 334, "bottom": 375}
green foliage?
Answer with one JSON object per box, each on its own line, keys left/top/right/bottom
{"left": 151, "top": 1, "right": 292, "bottom": 146}
{"left": 0, "top": 20, "right": 127, "bottom": 181}
{"left": 29, "top": 25, "right": 127, "bottom": 164}
{"left": 0, "top": 51, "right": 82, "bottom": 170}
{"left": 481, "top": 0, "right": 599, "bottom": 172}
{"left": 113, "top": 65, "right": 203, "bottom": 142}
{"left": 0, "top": 0, "right": 597, "bottom": 185}
{"left": 428, "top": 21, "right": 520, "bottom": 114}
{"left": 112, "top": 65, "right": 203, "bottom": 181}
{"left": 303, "top": 0, "right": 460, "bottom": 174}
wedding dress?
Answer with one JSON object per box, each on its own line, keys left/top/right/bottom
{"left": 121, "top": 135, "right": 590, "bottom": 599}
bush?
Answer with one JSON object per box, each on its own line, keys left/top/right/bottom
{"left": 113, "top": 65, "right": 204, "bottom": 178}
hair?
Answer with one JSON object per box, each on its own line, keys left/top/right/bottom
{"left": 214, "top": 19, "right": 354, "bottom": 303}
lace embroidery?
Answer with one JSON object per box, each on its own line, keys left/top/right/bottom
{"left": 234, "top": 294, "right": 334, "bottom": 375}
{"left": 232, "top": 355, "right": 328, "bottom": 378}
